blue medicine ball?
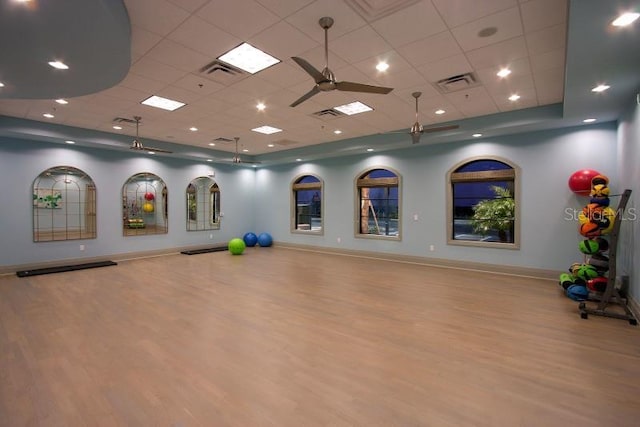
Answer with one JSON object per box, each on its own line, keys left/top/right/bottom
{"left": 243, "top": 232, "right": 258, "bottom": 247}
{"left": 257, "top": 232, "right": 273, "bottom": 247}
{"left": 566, "top": 284, "right": 589, "bottom": 301}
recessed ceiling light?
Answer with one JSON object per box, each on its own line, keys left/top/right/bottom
{"left": 252, "top": 164, "right": 257, "bottom": 168}
{"left": 48, "top": 61, "right": 69, "bottom": 70}
{"left": 508, "top": 94, "right": 520, "bottom": 101}
{"left": 583, "top": 118, "right": 597, "bottom": 123}
{"left": 217, "top": 42, "right": 280, "bottom": 74}
{"left": 334, "top": 101, "right": 373, "bottom": 115}
{"left": 497, "top": 68, "right": 511, "bottom": 78}
{"left": 612, "top": 12, "right": 640, "bottom": 27}
{"left": 206, "top": 159, "right": 213, "bottom": 162}
{"left": 591, "top": 84, "right": 610, "bottom": 93}
{"left": 0, "top": 82, "right": 5, "bottom": 88}
{"left": 43, "top": 113, "right": 54, "bottom": 118}
{"left": 267, "top": 144, "right": 275, "bottom": 148}
{"left": 256, "top": 102, "right": 266, "bottom": 111}
{"left": 252, "top": 125, "right": 282, "bottom": 135}
{"left": 141, "top": 95, "right": 186, "bottom": 111}
{"left": 208, "top": 143, "right": 216, "bottom": 146}
{"left": 366, "top": 148, "right": 374, "bottom": 152}
{"left": 296, "top": 158, "right": 302, "bottom": 162}
{"left": 147, "top": 151, "right": 155, "bottom": 155}
{"left": 242, "top": 149, "right": 249, "bottom": 152}
{"left": 376, "top": 62, "right": 389, "bottom": 72}
{"left": 472, "top": 133, "right": 482, "bottom": 138}
{"left": 435, "top": 109, "right": 445, "bottom": 115}
{"left": 189, "top": 127, "right": 198, "bottom": 132}
{"left": 65, "top": 140, "right": 75, "bottom": 144}
{"left": 113, "top": 125, "right": 122, "bottom": 130}
{"left": 334, "top": 130, "right": 342, "bottom": 134}
{"left": 55, "top": 99, "right": 68, "bottom": 104}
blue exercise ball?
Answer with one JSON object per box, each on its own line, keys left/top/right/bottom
{"left": 257, "top": 232, "right": 273, "bottom": 247}
{"left": 243, "top": 232, "right": 258, "bottom": 247}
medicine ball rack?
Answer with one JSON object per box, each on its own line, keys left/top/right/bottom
{"left": 579, "top": 189, "right": 637, "bottom": 325}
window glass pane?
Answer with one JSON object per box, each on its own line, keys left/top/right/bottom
{"left": 293, "top": 175, "right": 322, "bottom": 232}
{"left": 455, "top": 160, "right": 510, "bottom": 173}
{"left": 451, "top": 160, "right": 515, "bottom": 244}
{"left": 358, "top": 169, "right": 399, "bottom": 237}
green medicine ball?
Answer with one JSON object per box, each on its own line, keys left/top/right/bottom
{"left": 228, "top": 238, "right": 246, "bottom": 255}
{"left": 578, "top": 239, "right": 600, "bottom": 255}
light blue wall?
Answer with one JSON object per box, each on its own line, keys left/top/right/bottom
{"left": 617, "top": 99, "right": 640, "bottom": 299}
{"left": 255, "top": 123, "right": 618, "bottom": 272}
{"left": 0, "top": 138, "right": 256, "bottom": 268}
{"left": 0, "top": 122, "right": 620, "bottom": 276}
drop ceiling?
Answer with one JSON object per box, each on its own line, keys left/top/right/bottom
{"left": 0, "top": 0, "right": 638, "bottom": 165}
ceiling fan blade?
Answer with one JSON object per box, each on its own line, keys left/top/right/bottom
{"left": 291, "top": 57, "right": 325, "bottom": 84}
{"left": 143, "top": 147, "right": 172, "bottom": 154}
{"left": 422, "top": 124, "right": 460, "bottom": 134}
{"left": 290, "top": 86, "right": 321, "bottom": 107}
{"left": 335, "top": 81, "right": 393, "bottom": 94}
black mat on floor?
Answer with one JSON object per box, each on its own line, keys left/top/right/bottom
{"left": 181, "top": 247, "right": 228, "bottom": 255}
{"left": 16, "top": 261, "right": 117, "bottom": 277}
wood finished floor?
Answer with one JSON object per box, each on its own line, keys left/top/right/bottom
{"left": 1, "top": 247, "right": 639, "bottom": 426}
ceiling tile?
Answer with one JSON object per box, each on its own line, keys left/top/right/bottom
{"left": 330, "top": 26, "right": 393, "bottom": 63}
{"left": 257, "top": 61, "right": 311, "bottom": 88}
{"left": 492, "top": 86, "right": 538, "bottom": 111}
{"left": 475, "top": 56, "right": 532, "bottom": 87}
{"left": 533, "top": 66, "right": 565, "bottom": 105}
{"left": 256, "top": 0, "right": 315, "bottom": 18}
{"left": 119, "top": 73, "right": 168, "bottom": 94}
{"left": 396, "top": 31, "right": 462, "bottom": 68}
{"left": 370, "top": 67, "right": 435, "bottom": 92}
{"left": 444, "top": 86, "right": 499, "bottom": 116}
{"left": 130, "top": 57, "right": 189, "bottom": 84}
{"left": 131, "top": 26, "right": 163, "bottom": 57}
{"left": 525, "top": 23, "right": 566, "bottom": 56}
{"left": 155, "top": 85, "right": 207, "bottom": 105}
{"left": 484, "top": 73, "right": 536, "bottom": 97}
{"left": 166, "top": 0, "right": 209, "bottom": 13}
{"left": 168, "top": 15, "right": 242, "bottom": 58}
{"left": 100, "top": 85, "right": 153, "bottom": 103}
{"left": 172, "top": 74, "right": 225, "bottom": 96}
{"left": 144, "top": 39, "right": 212, "bottom": 73}
{"left": 530, "top": 49, "right": 565, "bottom": 73}
{"left": 285, "top": 2, "right": 367, "bottom": 43}
{"left": 370, "top": 1, "right": 447, "bottom": 48}
{"left": 418, "top": 54, "right": 474, "bottom": 83}
{"left": 353, "top": 50, "right": 414, "bottom": 78}
{"left": 230, "top": 76, "right": 283, "bottom": 98}
{"left": 520, "top": 0, "right": 568, "bottom": 33}
{"left": 432, "top": 0, "right": 518, "bottom": 28}
{"left": 123, "top": 0, "right": 190, "bottom": 36}
{"left": 249, "top": 20, "right": 318, "bottom": 60}
{"left": 197, "top": 0, "right": 281, "bottom": 40}
{"left": 464, "top": 36, "right": 528, "bottom": 69}
{"left": 451, "top": 7, "right": 523, "bottom": 51}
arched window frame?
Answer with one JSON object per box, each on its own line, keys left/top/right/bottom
{"left": 290, "top": 174, "right": 323, "bottom": 234}
{"left": 354, "top": 167, "right": 402, "bottom": 240}
{"left": 446, "top": 156, "right": 520, "bottom": 249}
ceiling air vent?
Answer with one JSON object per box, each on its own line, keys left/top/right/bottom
{"left": 311, "top": 108, "right": 345, "bottom": 120}
{"left": 199, "top": 60, "right": 246, "bottom": 85}
{"left": 345, "top": 0, "right": 421, "bottom": 22}
{"left": 435, "top": 72, "right": 480, "bottom": 94}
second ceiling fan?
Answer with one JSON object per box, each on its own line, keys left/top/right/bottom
{"left": 400, "top": 92, "right": 460, "bottom": 144}
{"left": 290, "top": 17, "right": 393, "bottom": 107}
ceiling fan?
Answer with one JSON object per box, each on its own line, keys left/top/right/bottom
{"left": 398, "top": 92, "right": 460, "bottom": 144}
{"left": 290, "top": 17, "right": 394, "bottom": 107}
{"left": 129, "top": 116, "right": 172, "bottom": 154}
{"left": 229, "top": 137, "right": 260, "bottom": 165}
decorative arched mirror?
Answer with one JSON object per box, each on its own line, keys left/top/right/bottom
{"left": 33, "top": 166, "right": 97, "bottom": 242}
{"left": 186, "top": 176, "right": 220, "bottom": 231}
{"left": 122, "top": 172, "right": 168, "bottom": 236}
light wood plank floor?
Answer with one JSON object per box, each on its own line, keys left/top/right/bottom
{"left": 1, "top": 247, "right": 639, "bottom": 426}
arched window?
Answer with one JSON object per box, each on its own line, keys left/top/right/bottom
{"left": 32, "top": 166, "right": 96, "bottom": 242}
{"left": 186, "top": 177, "right": 220, "bottom": 231}
{"left": 447, "top": 158, "right": 519, "bottom": 247}
{"left": 291, "top": 174, "right": 323, "bottom": 233}
{"left": 356, "top": 168, "right": 401, "bottom": 239}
